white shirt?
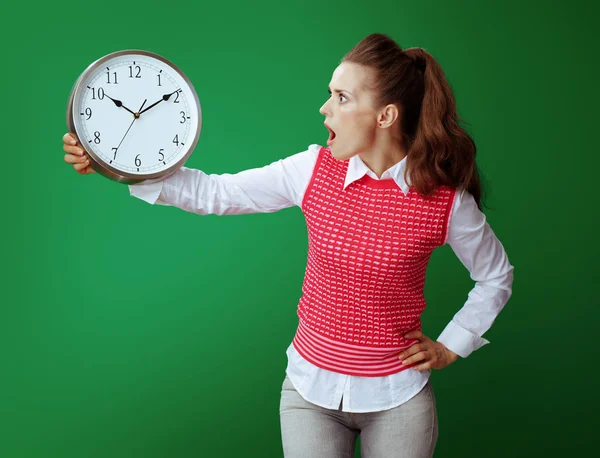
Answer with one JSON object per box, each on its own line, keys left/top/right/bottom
{"left": 129, "top": 143, "right": 514, "bottom": 413}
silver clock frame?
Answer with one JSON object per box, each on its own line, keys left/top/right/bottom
{"left": 66, "top": 49, "right": 202, "bottom": 185}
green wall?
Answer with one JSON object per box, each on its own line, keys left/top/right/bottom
{"left": 2, "top": 0, "right": 598, "bottom": 456}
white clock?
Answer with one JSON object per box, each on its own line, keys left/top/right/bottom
{"left": 66, "top": 50, "right": 202, "bottom": 184}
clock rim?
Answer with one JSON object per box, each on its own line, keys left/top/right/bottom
{"left": 66, "top": 49, "right": 202, "bottom": 185}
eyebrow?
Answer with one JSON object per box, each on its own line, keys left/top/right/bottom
{"left": 328, "top": 85, "right": 353, "bottom": 96}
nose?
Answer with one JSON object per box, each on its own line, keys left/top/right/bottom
{"left": 319, "top": 99, "right": 329, "bottom": 116}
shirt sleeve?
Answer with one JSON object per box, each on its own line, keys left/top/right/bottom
{"left": 436, "top": 188, "right": 515, "bottom": 358}
{"left": 128, "top": 144, "right": 320, "bottom": 215}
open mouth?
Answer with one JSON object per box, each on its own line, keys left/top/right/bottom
{"left": 327, "top": 126, "right": 337, "bottom": 145}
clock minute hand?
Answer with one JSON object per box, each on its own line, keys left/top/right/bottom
{"left": 138, "top": 89, "right": 180, "bottom": 116}
{"left": 104, "top": 93, "right": 137, "bottom": 117}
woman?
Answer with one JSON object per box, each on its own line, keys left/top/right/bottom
{"left": 62, "top": 33, "right": 514, "bottom": 458}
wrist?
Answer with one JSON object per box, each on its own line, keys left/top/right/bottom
{"left": 437, "top": 342, "right": 459, "bottom": 363}
{"left": 445, "top": 347, "right": 459, "bottom": 363}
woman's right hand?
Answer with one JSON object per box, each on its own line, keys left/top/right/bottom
{"left": 62, "top": 132, "right": 96, "bottom": 175}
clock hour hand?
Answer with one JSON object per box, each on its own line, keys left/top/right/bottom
{"left": 104, "top": 93, "right": 137, "bottom": 117}
{"left": 138, "top": 89, "right": 180, "bottom": 116}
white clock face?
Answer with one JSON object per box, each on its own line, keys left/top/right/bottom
{"left": 71, "top": 51, "right": 201, "bottom": 178}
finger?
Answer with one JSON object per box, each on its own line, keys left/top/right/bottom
{"left": 402, "top": 350, "right": 428, "bottom": 366}
{"left": 81, "top": 165, "right": 96, "bottom": 174}
{"left": 63, "top": 132, "right": 79, "bottom": 146}
{"left": 73, "top": 158, "right": 90, "bottom": 172}
{"left": 64, "top": 153, "right": 88, "bottom": 164}
{"left": 412, "top": 361, "right": 432, "bottom": 371}
{"left": 398, "top": 343, "right": 424, "bottom": 360}
{"left": 63, "top": 143, "right": 85, "bottom": 156}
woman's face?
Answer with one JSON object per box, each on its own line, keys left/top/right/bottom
{"left": 319, "top": 62, "right": 380, "bottom": 161}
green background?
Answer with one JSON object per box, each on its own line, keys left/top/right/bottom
{"left": 2, "top": 0, "right": 598, "bottom": 456}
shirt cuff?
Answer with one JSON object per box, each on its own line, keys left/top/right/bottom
{"left": 436, "top": 320, "right": 490, "bottom": 358}
{"left": 128, "top": 180, "right": 164, "bottom": 205}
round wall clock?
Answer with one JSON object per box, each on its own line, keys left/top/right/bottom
{"left": 66, "top": 50, "right": 202, "bottom": 184}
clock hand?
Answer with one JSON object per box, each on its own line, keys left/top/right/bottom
{"left": 138, "top": 89, "right": 180, "bottom": 116}
{"left": 113, "top": 99, "right": 147, "bottom": 159}
{"left": 103, "top": 93, "right": 137, "bottom": 117}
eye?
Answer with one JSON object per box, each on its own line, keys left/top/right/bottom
{"left": 327, "top": 90, "right": 347, "bottom": 103}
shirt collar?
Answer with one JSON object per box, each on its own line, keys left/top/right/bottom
{"left": 343, "top": 154, "right": 411, "bottom": 195}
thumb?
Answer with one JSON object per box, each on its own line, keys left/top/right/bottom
{"left": 403, "top": 330, "right": 424, "bottom": 340}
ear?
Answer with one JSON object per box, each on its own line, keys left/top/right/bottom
{"left": 377, "top": 103, "right": 400, "bottom": 128}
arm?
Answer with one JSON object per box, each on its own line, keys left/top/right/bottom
{"left": 128, "top": 144, "right": 320, "bottom": 215}
{"left": 436, "top": 189, "right": 515, "bottom": 358}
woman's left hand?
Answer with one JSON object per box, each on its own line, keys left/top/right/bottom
{"left": 397, "top": 330, "right": 459, "bottom": 371}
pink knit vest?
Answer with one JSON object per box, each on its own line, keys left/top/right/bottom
{"left": 291, "top": 146, "right": 456, "bottom": 376}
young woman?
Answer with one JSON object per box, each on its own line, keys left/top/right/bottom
{"left": 63, "top": 34, "right": 514, "bottom": 458}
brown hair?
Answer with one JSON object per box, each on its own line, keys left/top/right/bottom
{"left": 342, "top": 33, "right": 487, "bottom": 210}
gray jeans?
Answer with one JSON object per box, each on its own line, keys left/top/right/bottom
{"left": 279, "top": 375, "right": 438, "bottom": 458}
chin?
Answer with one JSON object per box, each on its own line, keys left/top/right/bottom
{"left": 328, "top": 143, "right": 339, "bottom": 157}
{"left": 330, "top": 148, "right": 342, "bottom": 160}
{"left": 330, "top": 145, "right": 352, "bottom": 161}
